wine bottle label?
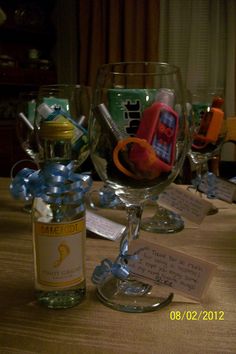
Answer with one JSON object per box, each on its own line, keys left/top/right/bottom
{"left": 34, "top": 218, "right": 85, "bottom": 289}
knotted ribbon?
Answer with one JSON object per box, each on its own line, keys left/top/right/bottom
{"left": 92, "top": 256, "right": 136, "bottom": 284}
{"left": 205, "top": 172, "right": 217, "bottom": 199}
{"left": 89, "top": 185, "right": 123, "bottom": 210}
{"left": 10, "top": 161, "right": 92, "bottom": 207}
{"left": 191, "top": 171, "right": 217, "bottom": 199}
{"left": 92, "top": 238, "right": 139, "bottom": 285}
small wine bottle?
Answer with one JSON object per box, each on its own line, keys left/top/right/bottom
{"left": 32, "top": 114, "right": 86, "bottom": 309}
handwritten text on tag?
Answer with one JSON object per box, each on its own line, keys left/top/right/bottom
{"left": 128, "top": 239, "right": 216, "bottom": 301}
{"left": 199, "top": 175, "right": 236, "bottom": 203}
{"left": 158, "top": 184, "right": 212, "bottom": 224}
{"left": 86, "top": 211, "right": 125, "bottom": 241}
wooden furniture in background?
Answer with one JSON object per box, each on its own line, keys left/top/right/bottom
{"left": 0, "top": 0, "right": 57, "bottom": 176}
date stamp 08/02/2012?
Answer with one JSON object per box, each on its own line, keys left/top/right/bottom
{"left": 169, "top": 310, "right": 225, "bottom": 321}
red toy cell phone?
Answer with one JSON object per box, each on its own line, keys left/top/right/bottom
{"left": 128, "top": 102, "right": 179, "bottom": 177}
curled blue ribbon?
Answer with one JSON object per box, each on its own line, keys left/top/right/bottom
{"left": 191, "top": 171, "right": 217, "bottom": 199}
{"left": 10, "top": 161, "right": 92, "bottom": 206}
{"left": 91, "top": 252, "right": 139, "bottom": 285}
{"left": 89, "top": 185, "right": 123, "bottom": 210}
{"left": 91, "top": 220, "right": 140, "bottom": 284}
{"left": 191, "top": 174, "right": 202, "bottom": 190}
{"left": 205, "top": 172, "right": 217, "bottom": 199}
{"left": 99, "top": 185, "right": 123, "bottom": 208}
{"left": 92, "top": 259, "right": 113, "bottom": 284}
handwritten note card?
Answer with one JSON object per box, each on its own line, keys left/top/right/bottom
{"left": 199, "top": 175, "right": 236, "bottom": 203}
{"left": 128, "top": 239, "right": 216, "bottom": 301}
{"left": 158, "top": 183, "right": 212, "bottom": 224}
{"left": 86, "top": 210, "right": 125, "bottom": 241}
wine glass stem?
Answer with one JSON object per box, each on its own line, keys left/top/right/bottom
{"left": 195, "top": 160, "right": 209, "bottom": 198}
{"left": 120, "top": 205, "right": 143, "bottom": 256}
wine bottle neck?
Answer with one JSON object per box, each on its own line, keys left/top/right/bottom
{"left": 43, "top": 137, "right": 72, "bottom": 163}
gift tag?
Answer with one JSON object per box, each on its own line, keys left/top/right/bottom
{"left": 128, "top": 239, "right": 217, "bottom": 301}
{"left": 158, "top": 183, "right": 212, "bottom": 224}
{"left": 86, "top": 210, "right": 126, "bottom": 241}
{"left": 198, "top": 175, "right": 236, "bottom": 203}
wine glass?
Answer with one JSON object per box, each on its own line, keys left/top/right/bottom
{"left": 16, "top": 91, "right": 40, "bottom": 163}
{"left": 89, "top": 62, "right": 190, "bottom": 312}
{"left": 188, "top": 88, "right": 226, "bottom": 213}
{"left": 34, "top": 84, "right": 91, "bottom": 169}
{"left": 141, "top": 98, "right": 193, "bottom": 233}
{"left": 15, "top": 91, "right": 40, "bottom": 213}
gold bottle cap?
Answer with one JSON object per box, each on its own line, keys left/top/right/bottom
{"left": 40, "top": 119, "right": 74, "bottom": 140}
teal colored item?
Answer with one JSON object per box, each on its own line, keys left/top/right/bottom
{"left": 108, "top": 89, "right": 157, "bottom": 135}
{"left": 192, "top": 103, "right": 210, "bottom": 126}
{"left": 43, "top": 97, "right": 69, "bottom": 113}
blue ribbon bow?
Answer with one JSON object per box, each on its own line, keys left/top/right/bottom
{"left": 91, "top": 252, "right": 139, "bottom": 285}
{"left": 10, "top": 161, "right": 92, "bottom": 206}
{"left": 205, "top": 172, "right": 217, "bottom": 199}
{"left": 191, "top": 171, "right": 217, "bottom": 199}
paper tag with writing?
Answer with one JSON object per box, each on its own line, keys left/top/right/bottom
{"left": 86, "top": 210, "right": 125, "bottom": 241}
{"left": 198, "top": 175, "right": 236, "bottom": 203}
{"left": 128, "top": 239, "right": 216, "bottom": 301}
{"left": 158, "top": 184, "right": 212, "bottom": 224}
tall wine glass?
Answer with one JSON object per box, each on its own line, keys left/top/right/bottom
{"left": 188, "top": 88, "right": 226, "bottom": 213}
{"left": 89, "top": 62, "right": 190, "bottom": 312}
{"left": 16, "top": 91, "right": 40, "bottom": 163}
{"left": 15, "top": 91, "right": 40, "bottom": 213}
{"left": 141, "top": 99, "right": 193, "bottom": 233}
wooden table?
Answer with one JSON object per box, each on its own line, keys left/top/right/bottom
{"left": 0, "top": 178, "right": 236, "bottom": 354}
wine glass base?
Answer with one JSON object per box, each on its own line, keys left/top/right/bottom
{"left": 141, "top": 208, "right": 184, "bottom": 234}
{"left": 96, "top": 275, "right": 173, "bottom": 313}
{"left": 207, "top": 205, "right": 218, "bottom": 215}
{"left": 187, "top": 186, "right": 219, "bottom": 216}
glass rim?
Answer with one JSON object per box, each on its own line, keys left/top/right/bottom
{"left": 99, "top": 61, "right": 180, "bottom": 76}
{"left": 38, "top": 84, "right": 91, "bottom": 90}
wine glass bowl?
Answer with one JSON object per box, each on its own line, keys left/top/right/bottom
{"left": 36, "top": 84, "right": 91, "bottom": 122}
{"left": 90, "top": 62, "right": 189, "bottom": 204}
{"left": 189, "top": 89, "right": 226, "bottom": 195}
{"left": 89, "top": 62, "right": 190, "bottom": 312}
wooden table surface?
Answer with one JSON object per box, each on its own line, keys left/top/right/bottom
{"left": 0, "top": 178, "right": 236, "bottom": 354}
